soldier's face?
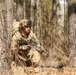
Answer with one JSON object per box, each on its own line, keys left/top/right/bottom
{"left": 24, "top": 26, "right": 31, "bottom": 33}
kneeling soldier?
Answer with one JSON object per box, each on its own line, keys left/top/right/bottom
{"left": 10, "top": 19, "right": 48, "bottom": 74}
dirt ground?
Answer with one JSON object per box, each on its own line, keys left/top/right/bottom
{"left": 11, "top": 66, "right": 76, "bottom": 75}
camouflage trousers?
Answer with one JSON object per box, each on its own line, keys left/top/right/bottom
{"left": 11, "top": 50, "right": 41, "bottom": 75}
{"left": 28, "top": 50, "right": 41, "bottom": 66}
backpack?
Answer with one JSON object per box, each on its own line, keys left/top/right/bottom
{"left": 12, "top": 21, "right": 19, "bottom": 36}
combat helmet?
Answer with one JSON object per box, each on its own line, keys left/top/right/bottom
{"left": 19, "top": 19, "right": 32, "bottom": 27}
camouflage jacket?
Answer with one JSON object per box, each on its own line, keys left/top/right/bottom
{"left": 11, "top": 30, "right": 41, "bottom": 52}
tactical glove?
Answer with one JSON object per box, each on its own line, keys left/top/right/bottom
{"left": 19, "top": 45, "right": 31, "bottom": 50}
{"left": 42, "top": 50, "right": 49, "bottom": 57}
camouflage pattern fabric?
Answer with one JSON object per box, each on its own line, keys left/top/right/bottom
{"left": 10, "top": 30, "right": 41, "bottom": 67}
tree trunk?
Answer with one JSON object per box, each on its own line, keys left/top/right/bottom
{"left": 0, "top": 0, "right": 13, "bottom": 75}
{"left": 68, "top": 0, "right": 76, "bottom": 67}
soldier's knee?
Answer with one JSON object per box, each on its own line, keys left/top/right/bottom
{"left": 28, "top": 50, "right": 41, "bottom": 67}
{"left": 32, "top": 51, "right": 41, "bottom": 62}
{"left": 29, "top": 50, "right": 40, "bottom": 67}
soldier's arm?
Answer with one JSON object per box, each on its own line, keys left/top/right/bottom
{"left": 30, "top": 31, "right": 40, "bottom": 46}
{"left": 31, "top": 32, "right": 43, "bottom": 50}
{"left": 32, "top": 32, "right": 48, "bottom": 56}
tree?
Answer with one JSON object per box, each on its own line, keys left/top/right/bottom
{"left": 68, "top": 0, "right": 76, "bottom": 67}
{"left": 0, "top": 0, "right": 13, "bottom": 75}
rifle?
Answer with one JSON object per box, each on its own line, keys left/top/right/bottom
{"left": 17, "top": 37, "right": 48, "bottom": 57}
{"left": 29, "top": 39, "right": 49, "bottom": 57}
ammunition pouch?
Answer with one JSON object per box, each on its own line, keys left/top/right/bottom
{"left": 18, "top": 37, "right": 28, "bottom": 46}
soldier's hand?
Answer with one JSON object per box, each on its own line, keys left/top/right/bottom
{"left": 19, "top": 45, "right": 31, "bottom": 50}
{"left": 42, "top": 50, "right": 49, "bottom": 57}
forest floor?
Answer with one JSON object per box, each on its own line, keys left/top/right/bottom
{"left": 11, "top": 66, "right": 76, "bottom": 75}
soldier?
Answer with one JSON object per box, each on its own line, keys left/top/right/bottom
{"left": 10, "top": 19, "right": 48, "bottom": 74}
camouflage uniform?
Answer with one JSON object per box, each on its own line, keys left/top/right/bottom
{"left": 11, "top": 29, "right": 41, "bottom": 67}
{"left": 10, "top": 19, "right": 48, "bottom": 75}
